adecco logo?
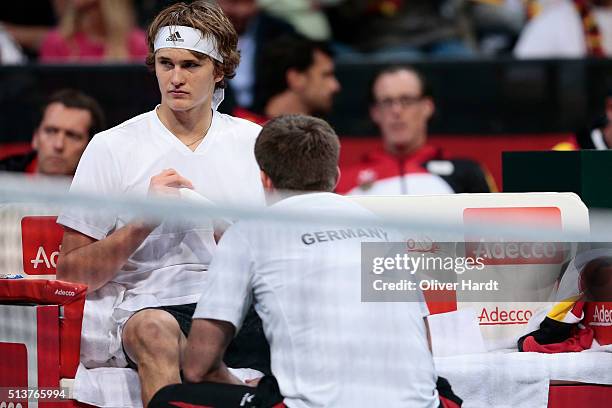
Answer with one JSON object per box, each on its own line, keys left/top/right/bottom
{"left": 31, "top": 246, "right": 59, "bottom": 269}
{"left": 54, "top": 289, "right": 75, "bottom": 297}
{"left": 478, "top": 306, "right": 532, "bottom": 325}
{"left": 21, "top": 216, "right": 63, "bottom": 276}
{"left": 584, "top": 303, "right": 612, "bottom": 345}
{"left": 591, "top": 304, "right": 612, "bottom": 326}
{"left": 463, "top": 207, "right": 566, "bottom": 265}
{"left": 466, "top": 241, "right": 567, "bottom": 265}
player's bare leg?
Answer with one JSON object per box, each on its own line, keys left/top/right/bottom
{"left": 122, "top": 309, "right": 187, "bottom": 406}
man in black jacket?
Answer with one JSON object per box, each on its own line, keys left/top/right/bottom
{"left": 576, "top": 87, "right": 611, "bottom": 150}
{"left": 234, "top": 36, "right": 341, "bottom": 124}
{"left": 217, "top": 0, "right": 296, "bottom": 110}
{"left": 0, "top": 89, "right": 105, "bottom": 176}
{"left": 553, "top": 88, "right": 612, "bottom": 151}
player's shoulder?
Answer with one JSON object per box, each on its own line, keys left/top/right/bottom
{"left": 88, "top": 111, "right": 158, "bottom": 156}
{"left": 277, "top": 192, "right": 376, "bottom": 218}
{"left": 91, "top": 110, "right": 153, "bottom": 145}
{"left": 215, "top": 111, "right": 262, "bottom": 140}
{"left": 110, "top": 110, "right": 153, "bottom": 133}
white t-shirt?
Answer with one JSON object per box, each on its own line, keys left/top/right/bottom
{"left": 515, "top": 0, "right": 612, "bottom": 58}
{"left": 58, "top": 108, "right": 265, "bottom": 310}
{"left": 194, "top": 193, "right": 439, "bottom": 408}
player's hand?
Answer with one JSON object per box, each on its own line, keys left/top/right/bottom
{"left": 148, "top": 168, "right": 194, "bottom": 197}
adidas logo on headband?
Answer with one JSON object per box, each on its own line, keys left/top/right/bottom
{"left": 166, "top": 31, "right": 184, "bottom": 42}
{"left": 154, "top": 25, "right": 223, "bottom": 63}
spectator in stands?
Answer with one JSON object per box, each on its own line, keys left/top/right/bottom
{"left": 469, "top": 0, "right": 527, "bottom": 55}
{"left": 0, "top": 25, "right": 26, "bottom": 64}
{"left": 0, "top": 89, "right": 105, "bottom": 175}
{"left": 555, "top": 87, "right": 612, "bottom": 150}
{"left": 0, "top": 1, "right": 61, "bottom": 58}
{"left": 136, "top": 1, "right": 178, "bottom": 28}
{"left": 515, "top": 0, "right": 612, "bottom": 58}
{"left": 149, "top": 114, "right": 461, "bottom": 408}
{"left": 326, "top": 0, "right": 474, "bottom": 58}
{"left": 56, "top": 2, "right": 268, "bottom": 406}
{"left": 39, "top": 0, "right": 148, "bottom": 63}
{"left": 217, "top": 0, "right": 296, "bottom": 108}
{"left": 336, "top": 66, "right": 495, "bottom": 195}
{"left": 234, "top": 36, "right": 341, "bottom": 125}
{"left": 258, "top": 0, "right": 340, "bottom": 41}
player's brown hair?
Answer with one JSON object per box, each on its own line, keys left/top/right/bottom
{"left": 146, "top": 1, "right": 240, "bottom": 89}
{"left": 255, "top": 115, "right": 340, "bottom": 192}
{"left": 40, "top": 89, "right": 106, "bottom": 138}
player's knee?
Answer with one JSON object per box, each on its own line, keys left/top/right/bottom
{"left": 124, "top": 312, "right": 181, "bottom": 358}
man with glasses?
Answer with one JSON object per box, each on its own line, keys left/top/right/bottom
{"left": 336, "top": 66, "right": 494, "bottom": 195}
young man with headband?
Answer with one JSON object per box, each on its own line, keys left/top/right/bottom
{"left": 150, "top": 115, "right": 462, "bottom": 408}
{"left": 56, "top": 2, "right": 268, "bottom": 405}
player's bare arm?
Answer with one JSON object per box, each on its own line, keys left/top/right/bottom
{"left": 183, "top": 319, "right": 244, "bottom": 385}
{"left": 57, "top": 224, "right": 156, "bottom": 292}
{"left": 57, "top": 168, "right": 194, "bottom": 292}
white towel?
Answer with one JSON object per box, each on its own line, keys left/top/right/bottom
{"left": 74, "top": 364, "right": 141, "bottom": 408}
{"left": 74, "top": 363, "right": 264, "bottom": 408}
{"left": 546, "top": 350, "right": 612, "bottom": 384}
{"left": 435, "top": 353, "right": 550, "bottom": 408}
{"left": 427, "top": 308, "right": 486, "bottom": 357}
{"left": 80, "top": 282, "right": 128, "bottom": 368}
{"left": 435, "top": 350, "right": 612, "bottom": 408}
{"left": 74, "top": 350, "right": 612, "bottom": 408}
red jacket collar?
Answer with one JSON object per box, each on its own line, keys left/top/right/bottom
{"left": 233, "top": 107, "right": 269, "bottom": 126}
{"left": 25, "top": 154, "right": 38, "bottom": 174}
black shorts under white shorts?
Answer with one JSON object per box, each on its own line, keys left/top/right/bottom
{"left": 123, "top": 303, "right": 271, "bottom": 375}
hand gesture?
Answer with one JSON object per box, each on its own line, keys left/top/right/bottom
{"left": 148, "top": 168, "right": 194, "bottom": 197}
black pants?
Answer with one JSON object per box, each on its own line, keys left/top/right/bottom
{"left": 149, "top": 376, "right": 284, "bottom": 408}
{"left": 149, "top": 376, "right": 462, "bottom": 408}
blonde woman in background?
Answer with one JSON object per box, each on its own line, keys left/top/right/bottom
{"left": 40, "top": 0, "right": 147, "bottom": 63}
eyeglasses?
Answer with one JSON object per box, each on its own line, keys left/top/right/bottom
{"left": 375, "top": 95, "right": 423, "bottom": 109}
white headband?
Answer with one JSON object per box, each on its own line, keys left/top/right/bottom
{"left": 154, "top": 25, "right": 225, "bottom": 110}
{"left": 154, "top": 25, "right": 224, "bottom": 63}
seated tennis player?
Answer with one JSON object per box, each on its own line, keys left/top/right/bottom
{"left": 57, "top": 2, "right": 270, "bottom": 406}
{"left": 149, "top": 115, "right": 462, "bottom": 408}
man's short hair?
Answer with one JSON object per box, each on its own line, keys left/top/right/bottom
{"left": 255, "top": 115, "right": 340, "bottom": 192}
{"left": 254, "top": 36, "right": 333, "bottom": 110}
{"left": 41, "top": 89, "right": 106, "bottom": 138}
{"left": 145, "top": 1, "right": 240, "bottom": 89}
{"left": 368, "top": 65, "right": 432, "bottom": 107}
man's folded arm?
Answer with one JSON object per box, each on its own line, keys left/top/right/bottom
{"left": 56, "top": 223, "right": 155, "bottom": 292}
